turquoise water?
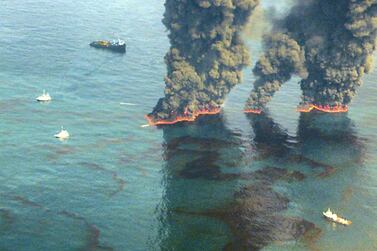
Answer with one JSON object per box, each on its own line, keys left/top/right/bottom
{"left": 1, "top": 0, "right": 377, "bottom": 250}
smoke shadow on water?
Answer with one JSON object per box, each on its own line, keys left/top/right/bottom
{"left": 152, "top": 111, "right": 365, "bottom": 250}
{"left": 249, "top": 111, "right": 365, "bottom": 178}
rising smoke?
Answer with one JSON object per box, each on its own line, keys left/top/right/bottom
{"left": 245, "top": 0, "right": 377, "bottom": 111}
{"left": 148, "top": 0, "right": 259, "bottom": 124}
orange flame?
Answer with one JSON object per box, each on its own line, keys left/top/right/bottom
{"left": 145, "top": 107, "right": 221, "bottom": 126}
{"left": 244, "top": 109, "right": 262, "bottom": 114}
{"left": 297, "top": 104, "right": 348, "bottom": 113}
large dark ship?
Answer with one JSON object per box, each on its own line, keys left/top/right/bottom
{"left": 90, "top": 39, "right": 126, "bottom": 53}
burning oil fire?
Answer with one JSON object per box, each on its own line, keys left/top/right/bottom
{"left": 145, "top": 104, "right": 348, "bottom": 126}
{"left": 297, "top": 104, "right": 348, "bottom": 113}
{"left": 244, "top": 109, "right": 263, "bottom": 114}
{"left": 145, "top": 107, "right": 221, "bottom": 126}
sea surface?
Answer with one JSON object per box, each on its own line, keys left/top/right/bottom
{"left": 1, "top": 0, "right": 377, "bottom": 250}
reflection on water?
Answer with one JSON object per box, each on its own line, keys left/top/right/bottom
{"left": 155, "top": 112, "right": 365, "bottom": 250}
{"left": 250, "top": 112, "right": 364, "bottom": 177}
{"left": 156, "top": 115, "right": 244, "bottom": 250}
{"left": 297, "top": 112, "right": 365, "bottom": 169}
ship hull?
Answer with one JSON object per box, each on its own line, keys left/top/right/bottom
{"left": 90, "top": 41, "right": 126, "bottom": 53}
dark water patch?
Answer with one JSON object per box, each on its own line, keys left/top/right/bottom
{"left": 234, "top": 183, "right": 290, "bottom": 213}
{"left": 109, "top": 174, "right": 126, "bottom": 197}
{"left": 297, "top": 113, "right": 365, "bottom": 145}
{"left": 12, "top": 195, "right": 44, "bottom": 209}
{"left": 0, "top": 98, "right": 29, "bottom": 113}
{"left": 285, "top": 154, "right": 336, "bottom": 178}
{"left": 248, "top": 112, "right": 365, "bottom": 179}
{"left": 5, "top": 194, "right": 113, "bottom": 250}
{"left": 178, "top": 153, "right": 239, "bottom": 181}
{"left": 174, "top": 182, "right": 320, "bottom": 250}
{"left": 118, "top": 155, "right": 152, "bottom": 178}
{"left": 316, "top": 166, "right": 337, "bottom": 178}
{"left": 78, "top": 162, "right": 126, "bottom": 197}
{"left": 164, "top": 135, "right": 241, "bottom": 152}
{"left": 162, "top": 148, "right": 213, "bottom": 162}
{"left": 118, "top": 152, "right": 144, "bottom": 164}
{"left": 0, "top": 209, "right": 14, "bottom": 233}
{"left": 118, "top": 141, "right": 162, "bottom": 175}
{"left": 341, "top": 186, "right": 354, "bottom": 206}
{"left": 44, "top": 160, "right": 127, "bottom": 197}
{"left": 162, "top": 115, "right": 251, "bottom": 180}
{"left": 45, "top": 144, "right": 77, "bottom": 161}
{"left": 224, "top": 216, "right": 319, "bottom": 251}
{"left": 58, "top": 210, "right": 113, "bottom": 251}
{"left": 159, "top": 114, "right": 324, "bottom": 250}
{"left": 252, "top": 166, "right": 306, "bottom": 183}
{"left": 89, "top": 136, "right": 135, "bottom": 150}
{"left": 179, "top": 157, "right": 306, "bottom": 183}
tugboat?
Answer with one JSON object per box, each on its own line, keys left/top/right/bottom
{"left": 36, "top": 90, "right": 52, "bottom": 102}
{"left": 323, "top": 208, "right": 352, "bottom": 226}
{"left": 90, "top": 39, "right": 126, "bottom": 53}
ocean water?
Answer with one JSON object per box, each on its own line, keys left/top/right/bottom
{"left": 1, "top": 1, "right": 377, "bottom": 250}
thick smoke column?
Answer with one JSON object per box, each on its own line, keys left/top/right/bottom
{"left": 245, "top": 0, "right": 377, "bottom": 112}
{"left": 245, "top": 33, "right": 307, "bottom": 112}
{"left": 147, "top": 0, "right": 259, "bottom": 125}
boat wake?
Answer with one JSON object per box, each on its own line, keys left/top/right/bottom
{"left": 120, "top": 102, "right": 137, "bottom": 106}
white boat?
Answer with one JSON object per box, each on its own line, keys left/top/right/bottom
{"left": 54, "top": 126, "right": 70, "bottom": 139}
{"left": 323, "top": 208, "right": 352, "bottom": 226}
{"left": 36, "top": 90, "right": 52, "bottom": 102}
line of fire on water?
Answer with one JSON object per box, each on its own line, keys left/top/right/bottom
{"left": 145, "top": 107, "right": 221, "bottom": 126}
{"left": 244, "top": 109, "right": 263, "bottom": 114}
{"left": 243, "top": 104, "right": 348, "bottom": 115}
{"left": 145, "top": 104, "right": 348, "bottom": 126}
{"left": 297, "top": 104, "right": 348, "bottom": 113}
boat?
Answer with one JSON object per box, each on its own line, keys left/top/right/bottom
{"left": 54, "top": 126, "right": 70, "bottom": 139}
{"left": 323, "top": 208, "right": 352, "bottom": 226}
{"left": 36, "top": 90, "right": 52, "bottom": 102}
{"left": 90, "top": 39, "right": 126, "bottom": 53}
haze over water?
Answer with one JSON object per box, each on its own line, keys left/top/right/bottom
{"left": 1, "top": 0, "right": 377, "bottom": 250}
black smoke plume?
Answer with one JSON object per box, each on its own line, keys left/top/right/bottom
{"left": 148, "top": 0, "right": 259, "bottom": 123}
{"left": 245, "top": 0, "right": 377, "bottom": 111}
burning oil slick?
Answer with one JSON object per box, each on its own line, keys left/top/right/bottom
{"left": 147, "top": 0, "right": 259, "bottom": 125}
{"left": 245, "top": 0, "right": 377, "bottom": 112}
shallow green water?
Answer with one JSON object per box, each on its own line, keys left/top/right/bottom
{"left": 1, "top": 1, "right": 377, "bottom": 250}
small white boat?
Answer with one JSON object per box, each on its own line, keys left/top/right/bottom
{"left": 54, "top": 126, "right": 70, "bottom": 139}
{"left": 323, "top": 208, "right": 352, "bottom": 226}
{"left": 140, "top": 124, "right": 150, "bottom": 128}
{"left": 36, "top": 90, "right": 52, "bottom": 102}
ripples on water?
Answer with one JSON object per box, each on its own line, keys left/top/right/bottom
{"left": 1, "top": 0, "right": 377, "bottom": 250}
